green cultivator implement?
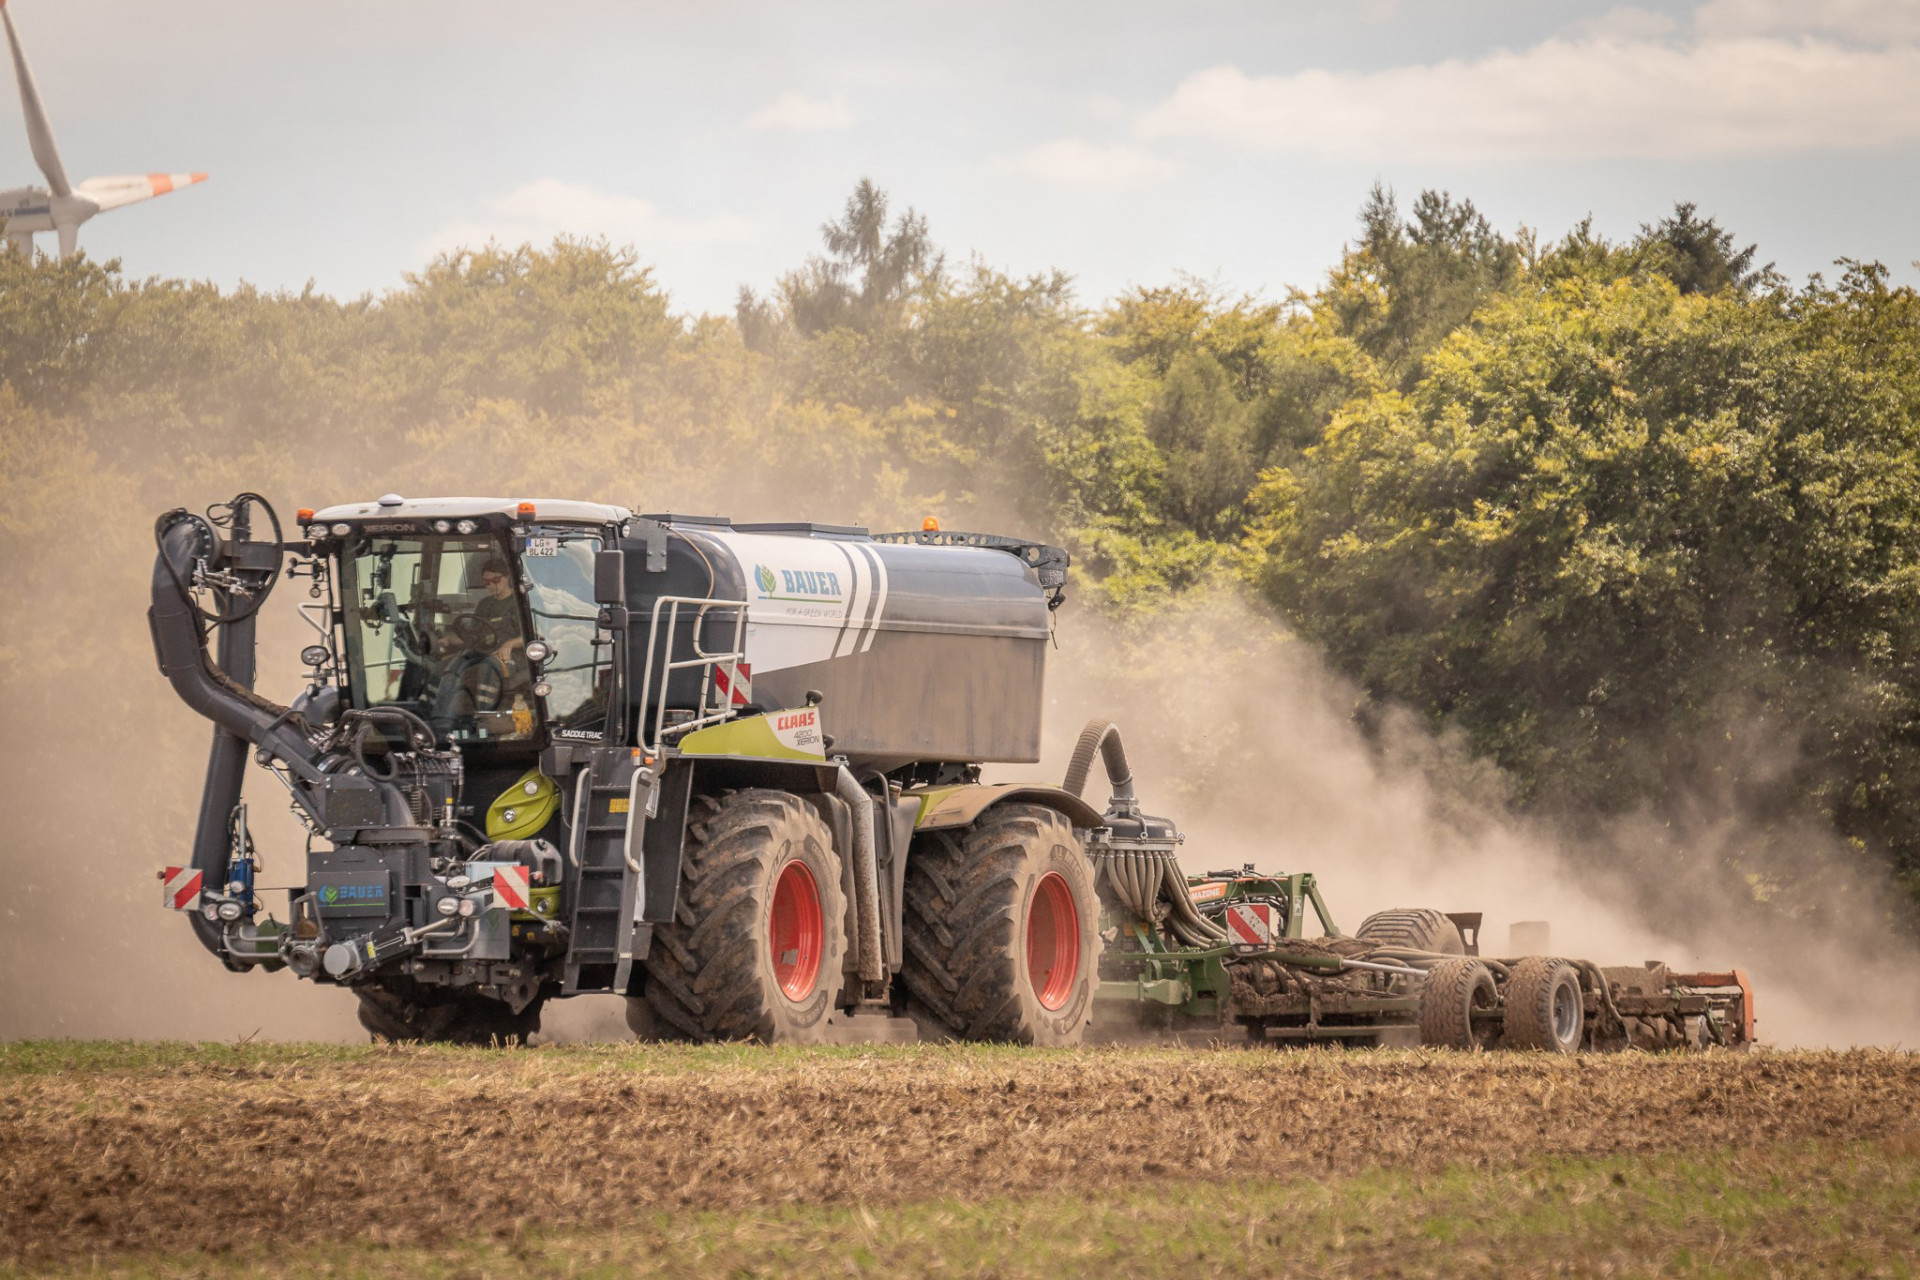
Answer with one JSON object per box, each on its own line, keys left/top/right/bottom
{"left": 149, "top": 491, "right": 1754, "bottom": 1050}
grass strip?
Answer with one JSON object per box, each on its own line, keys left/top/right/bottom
{"left": 10, "top": 1136, "right": 1919, "bottom": 1279}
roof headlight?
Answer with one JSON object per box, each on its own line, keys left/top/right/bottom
{"left": 432, "top": 519, "right": 452, "bottom": 534}
{"left": 330, "top": 523, "right": 352, "bottom": 538}
{"left": 524, "top": 640, "right": 552, "bottom": 664}
{"left": 306, "top": 524, "right": 328, "bottom": 540}
{"left": 455, "top": 519, "right": 478, "bottom": 535}
{"left": 300, "top": 644, "right": 329, "bottom": 668}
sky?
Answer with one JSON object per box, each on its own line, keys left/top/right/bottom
{"left": 2, "top": 0, "right": 1917, "bottom": 315}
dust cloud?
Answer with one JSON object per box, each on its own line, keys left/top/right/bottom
{"left": 1006, "top": 589, "right": 1920, "bottom": 1049}
{"left": 6, "top": 499, "right": 1918, "bottom": 1047}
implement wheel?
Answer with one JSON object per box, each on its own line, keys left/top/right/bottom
{"left": 900, "top": 804, "right": 1101, "bottom": 1045}
{"left": 1355, "top": 908, "right": 1463, "bottom": 955}
{"left": 1503, "top": 957, "right": 1585, "bottom": 1053}
{"left": 637, "top": 789, "right": 847, "bottom": 1043}
{"left": 1418, "top": 958, "right": 1499, "bottom": 1049}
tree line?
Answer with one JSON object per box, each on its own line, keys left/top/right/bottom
{"left": 5, "top": 179, "right": 1918, "bottom": 926}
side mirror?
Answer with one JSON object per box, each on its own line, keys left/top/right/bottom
{"left": 594, "top": 549, "right": 627, "bottom": 606}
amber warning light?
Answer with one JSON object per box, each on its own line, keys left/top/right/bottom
{"left": 922, "top": 516, "right": 940, "bottom": 531}
{"left": 517, "top": 502, "right": 537, "bottom": 520}
{"left": 296, "top": 508, "right": 314, "bottom": 521}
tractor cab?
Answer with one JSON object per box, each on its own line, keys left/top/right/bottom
{"left": 303, "top": 496, "right": 629, "bottom": 752}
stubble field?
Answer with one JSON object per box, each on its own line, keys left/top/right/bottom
{"left": 2, "top": 1041, "right": 1917, "bottom": 1277}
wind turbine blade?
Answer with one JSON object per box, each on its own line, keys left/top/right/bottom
{"left": 54, "top": 217, "right": 74, "bottom": 258}
{"left": 77, "top": 171, "right": 208, "bottom": 212}
{"left": 1, "top": 1, "right": 72, "bottom": 198}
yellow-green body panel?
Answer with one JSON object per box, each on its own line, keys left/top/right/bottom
{"left": 906, "top": 783, "right": 1103, "bottom": 831}
{"left": 677, "top": 708, "right": 827, "bottom": 761}
{"left": 487, "top": 768, "right": 559, "bottom": 840}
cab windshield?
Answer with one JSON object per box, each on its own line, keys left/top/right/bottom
{"left": 340, "top": 534, "right": 535, "bottom": 743}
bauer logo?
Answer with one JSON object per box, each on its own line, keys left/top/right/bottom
{"left": 754, "top": 563, "right": 844, "bottom": 601}
{"left": 312, "top": 876, "right": 390, "bottom": 915}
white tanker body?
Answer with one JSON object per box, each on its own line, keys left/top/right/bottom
{"left": 624, "top": 515, "right": 1065, "bottom": 771}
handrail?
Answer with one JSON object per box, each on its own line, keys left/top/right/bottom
{"left": 635, "top": 595, "right": 749, "bottom": 753}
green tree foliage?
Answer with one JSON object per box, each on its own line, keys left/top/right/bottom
{"left": 5, "top": 181, "right": 1919, "bottom": 924}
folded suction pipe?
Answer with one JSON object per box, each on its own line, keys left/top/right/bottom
{"left": 150, "top": 512, "right": 321, "bottom": 959}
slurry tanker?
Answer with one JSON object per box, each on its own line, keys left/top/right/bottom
{"left": 149, "top": 492, "right": 1754, "bottom": 1049}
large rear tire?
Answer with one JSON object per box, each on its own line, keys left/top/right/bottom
{"left": 1503, "top": 956, "right": 1585, "bottom": 1053}
{"left": 900, "top": 804, "right": 1101, "bottom": 1045}
{"left": 1418, "top": 957, "right": 1499, "bottom": 1049}
{"left": 638, "top": 789, "right": 848, "bottom": 1043}
{"left": 1355, "top": 907, "right": 1464, "bottom": 955}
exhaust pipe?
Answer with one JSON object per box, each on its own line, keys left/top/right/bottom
{"left": 833, "top": 765, "right": 885, "bottom": 985}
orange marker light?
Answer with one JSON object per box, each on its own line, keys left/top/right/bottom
{"left": 922, "top": 516, "right": 941, "bottom": 531}
{"left": 296, "top": 508, "right": 314, "bottom": 521}
{"left": 517, "top": 502, "right": 537, "bottom": 520}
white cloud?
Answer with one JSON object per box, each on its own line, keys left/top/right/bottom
{"left": 1695, "top": 0, "right": 1920, "bottom": 42}
{"left": 745, "top": 92, "right": 856, "bottom": 132}
{"left": 991, "top": 138, "right": 1176, "bottom": 187}
{"left": 1575, "top": 6, "right": 1679, "bottom": 40}
{"left": 419, "top": 180, "right": 756, "bottom": 258}
{"left": 1138, "top": 32, "right": 1920, "bottom": 161}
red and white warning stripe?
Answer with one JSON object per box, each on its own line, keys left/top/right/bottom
{"left": 713, "top": 662, "right": 753, "bottom": 708}
{"left": 1226, "top": 902, "right": 1274, "bottom": 950}
{"left": 493, "top": 865, "right": 531, "bottom": 912}
{"left": 162, "top": 866, "right": 203, "bottom": 912}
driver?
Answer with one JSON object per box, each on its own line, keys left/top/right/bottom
{"left": 473, "top": 558, "right": 525, "bottom": 673}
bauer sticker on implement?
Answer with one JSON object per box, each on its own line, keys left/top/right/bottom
{"left": 162, "top": 867, "right": 203, "bottom": 911}
{"left": 1188, "top": 881, "right": 1229, "bottom": 905}
{"left": 493, "top": 865, "right": 531, "bottom": 911}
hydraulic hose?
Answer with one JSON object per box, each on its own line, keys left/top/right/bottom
{"left": 1062, "top": 718, "right": 1135, "bottom": 808}
{"left": 834, "top": 765, "right": 885, "bottom": 985}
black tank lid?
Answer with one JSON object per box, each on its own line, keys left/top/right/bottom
{"left": 641, "top": 513, "right": 732, "bottom": 527}
{"left": 730, "top": 521, "right": 871, "bottom": 539}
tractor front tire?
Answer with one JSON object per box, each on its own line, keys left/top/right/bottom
{"left": 900, "top": 804, "right": 1101, "bottom": 1045}
{"left": 1418, "top": 957, "right": 1499, "bottom": 1049}
{"left": 1503, "top": 957, "right": 1586, "bottom": 1053}
{"left": 356, "top": 987, "right": 543, "bottom": 1045}
{"left": 639, "top": 789, "right": 848, "bottom": 1043}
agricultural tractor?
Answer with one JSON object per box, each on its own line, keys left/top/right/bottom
{"left": 149, "top": 493, "right": 1754, "bottom": 1050}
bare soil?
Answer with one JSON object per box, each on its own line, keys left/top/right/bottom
{"left": 2, "top": 1043, "right": 1915, "bottom": 1267}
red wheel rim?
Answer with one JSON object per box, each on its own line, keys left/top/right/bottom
{"left": 1026, "top": 872, "right": 1080, "bottom": 1011}
{"left": 769, "top": 860, "right": 824, "bottom": 1001}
